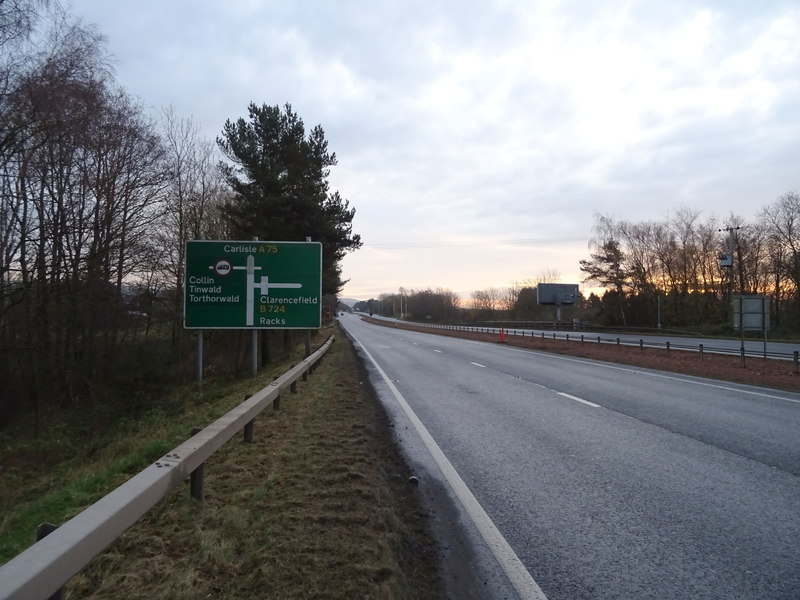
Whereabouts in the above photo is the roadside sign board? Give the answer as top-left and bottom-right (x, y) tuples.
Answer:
(732, 294), (769, 331)
(184, 240), (322, 329)
(537, 283), (580, 305)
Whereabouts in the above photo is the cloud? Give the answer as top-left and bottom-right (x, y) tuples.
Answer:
(69, 0), (800, 298)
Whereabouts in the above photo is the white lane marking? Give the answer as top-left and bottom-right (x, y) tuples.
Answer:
(471, 362), (487, 368)
(638, 371), (800, 404)
(374, 323), (799, 404)
(494, 344), (800, 405)
(349, 332), (548, 600)
(558, 392), (601, 408)
(433, 349), (442, 353)
(369, 320), (798, 404)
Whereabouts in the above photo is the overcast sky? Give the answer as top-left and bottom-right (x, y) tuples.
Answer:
(69, 0), (800, 300)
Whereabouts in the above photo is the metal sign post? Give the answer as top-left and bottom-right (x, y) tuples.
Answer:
(197, 331), (203, 387)
(251, 237), (259, 378)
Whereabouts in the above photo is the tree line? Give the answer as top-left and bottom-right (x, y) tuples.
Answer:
(579, 203), (799, 331)
(360, 271), (566, 323)
(362, 199), (799, 333)
(0, 3), (360, 434)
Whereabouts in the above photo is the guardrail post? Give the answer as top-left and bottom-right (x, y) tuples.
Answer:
(640, 339), (643, 352)
(699, 344), (704, 360)
(36, 523), (64, 600)
(191, 464), (204, 501)
(244, 420), (255, 443)
(794, 351), (799, 374)
(597, 336), (601, 345)
(666, 341), (670, 352)
(242, 395), (255, 443)
(274, 393), (281, 410)
(190, 427), (204, 501)
(616, 337), (620, 346)
(581, 334), (584, 344)
(740, 347), (746, 368)
(290, 380), (297, 393)
(566, 334), (570, 342)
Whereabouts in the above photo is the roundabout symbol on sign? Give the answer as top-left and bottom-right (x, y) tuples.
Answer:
(212, 258), (232, 277)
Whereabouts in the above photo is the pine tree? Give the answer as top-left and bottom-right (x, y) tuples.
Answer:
(217, 102), (361, 295)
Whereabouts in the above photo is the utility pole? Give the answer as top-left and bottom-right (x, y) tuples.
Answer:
(719, 225), (741, 333)
(719, 226), (740, 268)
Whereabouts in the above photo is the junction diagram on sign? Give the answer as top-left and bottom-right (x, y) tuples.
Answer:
(214, 254), (303, 326)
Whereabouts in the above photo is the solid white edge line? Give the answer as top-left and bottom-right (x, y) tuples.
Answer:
(349, 331), (548, 600)
(557, 392), (601, 408)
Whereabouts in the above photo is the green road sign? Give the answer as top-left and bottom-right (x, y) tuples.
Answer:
(184, 240), (322, 329)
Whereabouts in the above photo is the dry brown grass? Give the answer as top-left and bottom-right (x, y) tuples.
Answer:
(67, 326), (442, 599)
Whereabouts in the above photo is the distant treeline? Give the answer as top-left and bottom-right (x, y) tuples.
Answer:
(578, 207), (799, 330)
(363, 202), (800, 334)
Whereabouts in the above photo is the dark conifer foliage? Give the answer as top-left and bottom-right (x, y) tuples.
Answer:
(217, 103), (361, 295)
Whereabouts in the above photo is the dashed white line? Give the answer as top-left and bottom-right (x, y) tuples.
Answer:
(471, 362), (487, 368)
(433, 349), (442, 353)
(497, 344), (800, 405)
(558, 392), (601, 408)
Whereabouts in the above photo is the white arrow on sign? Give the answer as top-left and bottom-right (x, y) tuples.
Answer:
(210, 254), (302, 326)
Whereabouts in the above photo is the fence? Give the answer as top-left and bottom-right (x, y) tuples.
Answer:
(0, 335), (335, 600)
(409, 322), (800, 371)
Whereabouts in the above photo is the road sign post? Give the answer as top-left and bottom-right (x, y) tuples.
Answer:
(184, 240), (322, 329)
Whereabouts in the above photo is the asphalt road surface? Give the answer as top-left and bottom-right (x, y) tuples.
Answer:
(339, 313), (800, 600)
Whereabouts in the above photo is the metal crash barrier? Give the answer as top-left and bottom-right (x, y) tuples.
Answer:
(0, 335), (334, 600)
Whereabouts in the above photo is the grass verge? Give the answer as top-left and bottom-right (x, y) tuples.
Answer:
(2, 325), (443, 599)
(0, 334), (332, 565)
